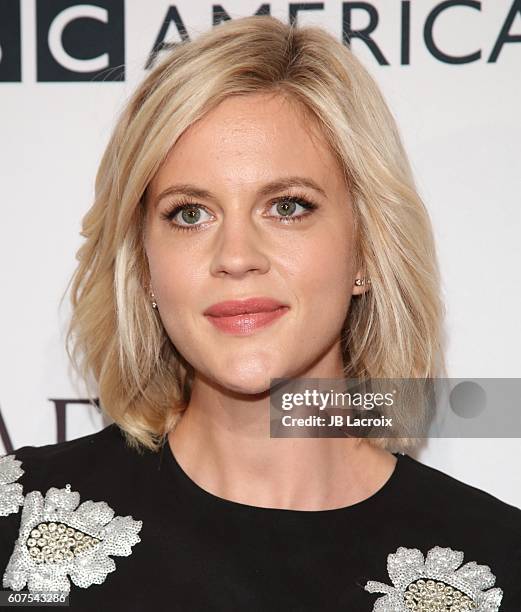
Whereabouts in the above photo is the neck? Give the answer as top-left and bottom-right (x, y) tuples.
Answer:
(167, 375), (397, 511)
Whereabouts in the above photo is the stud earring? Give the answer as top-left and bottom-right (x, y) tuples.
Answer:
(354, 277), (371, 287)
(149, 286), (157, 309)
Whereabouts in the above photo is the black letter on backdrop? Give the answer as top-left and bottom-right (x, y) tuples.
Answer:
(401, 1), (411, 65)
(36, 0), (125, 82)
(48, 398), (101, 443)
(489, 0), (521, 62)
(0, 398), (101, 452)
(342, 2), (389, 65)
(148, 4), (272, 69)
(0, 0), (21, 82)
(213, 4), (232, 24)
(289, 3), (324, 26)
(424, 1), (481, 64)
(0, 404), (14, 453)
(214, 4), (270, 26)
(146, 6), (189, 70)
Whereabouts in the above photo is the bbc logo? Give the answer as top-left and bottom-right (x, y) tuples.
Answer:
(0, 0), (125, 82)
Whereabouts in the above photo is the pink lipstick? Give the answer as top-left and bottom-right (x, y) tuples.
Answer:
(204, 297), (289, 335)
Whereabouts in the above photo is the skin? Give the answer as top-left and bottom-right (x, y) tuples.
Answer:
(144, 91), (396, 510)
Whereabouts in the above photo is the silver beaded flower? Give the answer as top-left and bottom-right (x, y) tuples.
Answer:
(365, 546), (503, 611)
(0, 454), (24, 517)
(2, 484), (142, 593)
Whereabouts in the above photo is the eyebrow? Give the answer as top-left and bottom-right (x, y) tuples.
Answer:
(152, 176), (328, 208)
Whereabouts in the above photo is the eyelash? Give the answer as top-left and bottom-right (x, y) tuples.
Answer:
(159, 194), (319, 233)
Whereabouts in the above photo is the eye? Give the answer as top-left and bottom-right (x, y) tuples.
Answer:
(159, 193), (320, 233)
(265, 195), (319, 223)
(159, 202), (213, 232)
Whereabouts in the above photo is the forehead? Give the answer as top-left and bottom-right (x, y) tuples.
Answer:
(148, 92), (345, 197)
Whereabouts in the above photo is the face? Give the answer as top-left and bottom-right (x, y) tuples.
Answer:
(144, 92), (365, 395)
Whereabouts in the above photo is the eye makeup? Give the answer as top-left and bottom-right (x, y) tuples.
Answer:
(159, 193), (320, 233)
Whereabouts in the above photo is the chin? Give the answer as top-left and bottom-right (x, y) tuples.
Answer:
(224, 381), (272, 397)
(211, 365), (278, 397)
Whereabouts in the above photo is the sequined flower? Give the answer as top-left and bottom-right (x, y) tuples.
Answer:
(2, 484), (142, 594)
(0, 454), (24, 517)
(365, 545), (503, 611)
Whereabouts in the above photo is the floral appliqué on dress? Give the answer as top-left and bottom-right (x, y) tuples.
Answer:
(0, 454), (24, 517)
(365, 545), (503, 611)
(2, 483), (143, 594)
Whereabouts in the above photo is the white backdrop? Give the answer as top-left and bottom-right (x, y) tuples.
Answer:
(1, 0), (520, 507)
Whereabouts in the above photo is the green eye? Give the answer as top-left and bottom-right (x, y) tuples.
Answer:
(275, 200), (297, 216)
(180, 207), (202, 224)
(268, 196), (318, 222)
(160, 194), (319, 233)
(160, 203), (212, 231)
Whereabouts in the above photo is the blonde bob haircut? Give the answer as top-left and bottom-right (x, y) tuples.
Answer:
(65, 15), (446, 455)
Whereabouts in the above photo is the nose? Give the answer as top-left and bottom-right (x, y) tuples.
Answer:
(209, 212), (270, 278)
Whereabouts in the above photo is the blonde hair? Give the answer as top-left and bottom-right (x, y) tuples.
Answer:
(64, 15), (446, 454)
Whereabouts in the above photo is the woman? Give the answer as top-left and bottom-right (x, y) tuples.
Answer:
(1, 15), (519, 612)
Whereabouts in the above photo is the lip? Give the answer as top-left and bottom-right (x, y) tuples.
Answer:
(204, 297), (287, 317)
(203, 297), (290, 335)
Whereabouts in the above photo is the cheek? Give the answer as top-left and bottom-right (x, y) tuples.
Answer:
(146, 244), (206, 357)
(149, 252), (204, 364)
(147, 236), (201, 302)
(286, 230), (353, 313)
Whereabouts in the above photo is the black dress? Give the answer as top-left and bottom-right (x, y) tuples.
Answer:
(0, 423), (520, 611)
